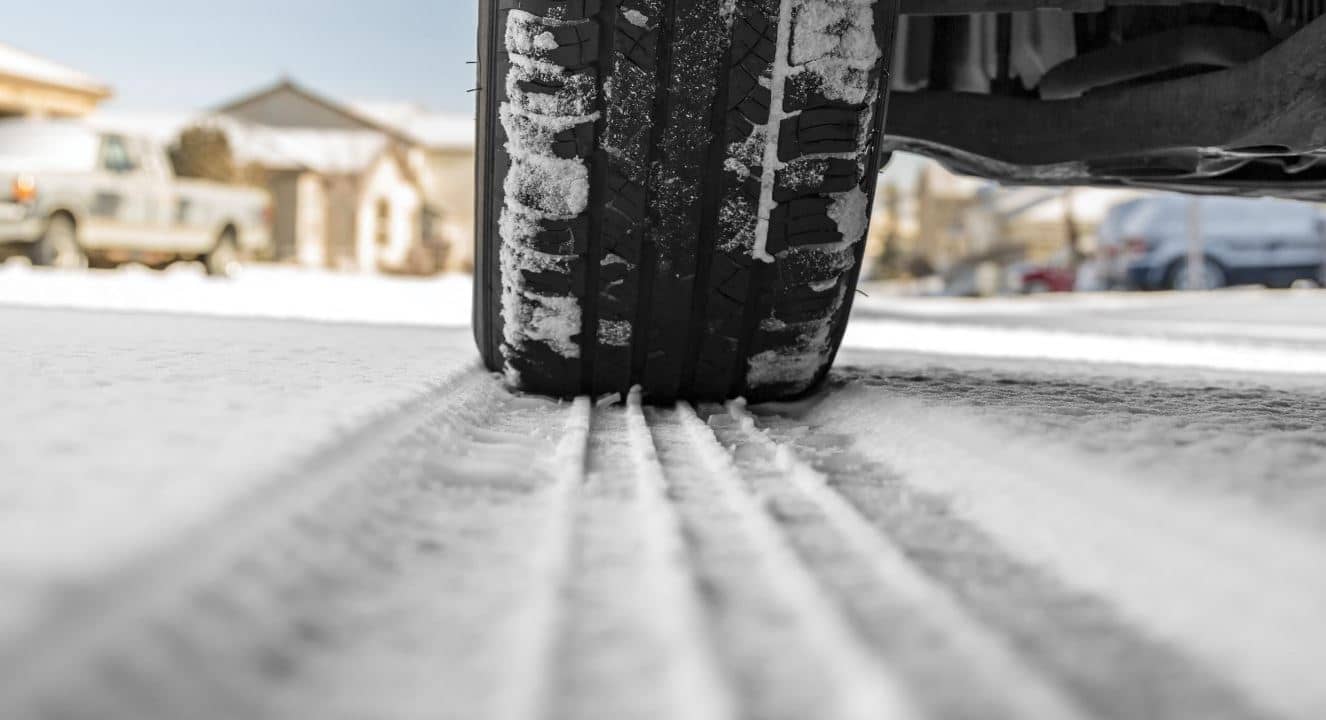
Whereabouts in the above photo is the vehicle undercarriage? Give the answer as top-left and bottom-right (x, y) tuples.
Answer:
(887, 0), (1326, 200)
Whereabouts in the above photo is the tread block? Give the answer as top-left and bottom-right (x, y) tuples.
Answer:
(775, 157), (860, 200)
(778, 106), (864, 162)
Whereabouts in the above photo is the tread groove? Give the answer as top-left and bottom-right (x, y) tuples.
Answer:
(582, 0), (617, 395)
(631, 0), (678, 392)
(683, 2), (737, 396)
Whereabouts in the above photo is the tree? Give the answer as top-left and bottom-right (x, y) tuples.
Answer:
(170, 126), (236, 183)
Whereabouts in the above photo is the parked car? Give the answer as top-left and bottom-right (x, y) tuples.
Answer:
(1016, 263), (1077, 294)
(1098, 195), (1325, 291)
(0, 120), (270, 275)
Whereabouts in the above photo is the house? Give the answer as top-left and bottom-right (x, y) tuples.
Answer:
(213, 80), (467, 274)
(349, 102), (476, 271)
(0, 42), (111, 118)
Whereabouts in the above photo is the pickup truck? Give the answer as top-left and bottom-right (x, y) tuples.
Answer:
(0, 119), (270, 275)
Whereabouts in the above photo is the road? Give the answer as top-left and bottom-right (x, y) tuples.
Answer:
(2, 272), (1326, 720)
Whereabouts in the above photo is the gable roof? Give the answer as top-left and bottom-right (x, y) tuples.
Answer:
(0, 42), (110, 97)
(214, 79), (417, 146)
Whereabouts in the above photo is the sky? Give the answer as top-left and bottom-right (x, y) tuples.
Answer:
(3, 0), (478, 114)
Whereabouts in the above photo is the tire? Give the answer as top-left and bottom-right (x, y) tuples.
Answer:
(29, 214), (87, 270)
(475, 0), (899, 402)
(1166, 256), (1228, 291)
(204, 230), (240, 278)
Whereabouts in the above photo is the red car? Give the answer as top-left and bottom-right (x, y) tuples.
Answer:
(1019, 265), (1077, 294)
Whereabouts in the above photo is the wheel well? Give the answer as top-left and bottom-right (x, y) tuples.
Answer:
(48, 209), (77, 231)
(216, 223), (238, 247)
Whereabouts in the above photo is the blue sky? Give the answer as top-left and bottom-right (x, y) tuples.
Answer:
(4, 1), (478, 113)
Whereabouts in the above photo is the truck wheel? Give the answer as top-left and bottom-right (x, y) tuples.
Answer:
(475, 0), (898, 402)
(204, 231), (240, 278)
(30, 215), (87, 270)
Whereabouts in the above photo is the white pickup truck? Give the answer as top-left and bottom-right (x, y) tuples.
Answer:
(0, 119), (270, 275)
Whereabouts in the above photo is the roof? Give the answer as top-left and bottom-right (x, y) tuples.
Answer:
(213, 79), (474, 151)
(350, 102), (474, 151)
(0, 42), (110, 96)
(226, 125), (390, 174)
(214, 79), (418, 146)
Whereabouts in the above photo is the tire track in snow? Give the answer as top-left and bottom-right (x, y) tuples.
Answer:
(621, 390), (738, 720)
(670, 403), (916, 720)
(496, 395), (590, 720)
(545, 393), (734, 720)
(720, 402), (1092, 720)
(761, 411), (1275, 720)
(805, 392), (1326, 720)
(0, 372), (591, 720)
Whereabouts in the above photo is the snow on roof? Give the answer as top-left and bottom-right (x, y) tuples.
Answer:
(351, 101), (474, 150)
(226, 125), (390, 174)
(0, 42), (109, 95)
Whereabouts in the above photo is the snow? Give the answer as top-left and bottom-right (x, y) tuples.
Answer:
(0, 262), (473, 328)
(0, 303), (478, 651)
(802, 391), (1326, 720)
(679, 403), (916, 720)
(844, 318), (1326, 375)
(350, 103), (476, 151)
(845, 289), (1326, 378)
(4, 265), (1326, 718)
(225, 125), (390, 174)
(750, 0), (798, 264)
(730, 401), (1088, 720)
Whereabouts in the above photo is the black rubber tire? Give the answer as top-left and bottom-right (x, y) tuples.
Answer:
(204, 231), (240, 278)
(29, 214), (87, 270)
(475, 0), (898, 402)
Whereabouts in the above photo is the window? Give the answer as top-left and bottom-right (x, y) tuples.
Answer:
(100, 135), (138, 174)
(376, 199), (391, 248)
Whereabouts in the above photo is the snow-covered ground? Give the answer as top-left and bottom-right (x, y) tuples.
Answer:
(0, 261), (474, 327)
(2, 264), (1326, 720)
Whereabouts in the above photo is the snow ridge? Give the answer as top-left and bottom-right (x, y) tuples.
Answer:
(676, 403), (916, 720)
(726, 403), (1093, 720)
(750, 0), (799, 263)
(621, 390), (738, 720)
(813, 393), (1326, 720)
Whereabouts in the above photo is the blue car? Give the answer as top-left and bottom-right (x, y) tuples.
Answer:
(1100, 196), (1326, 291)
